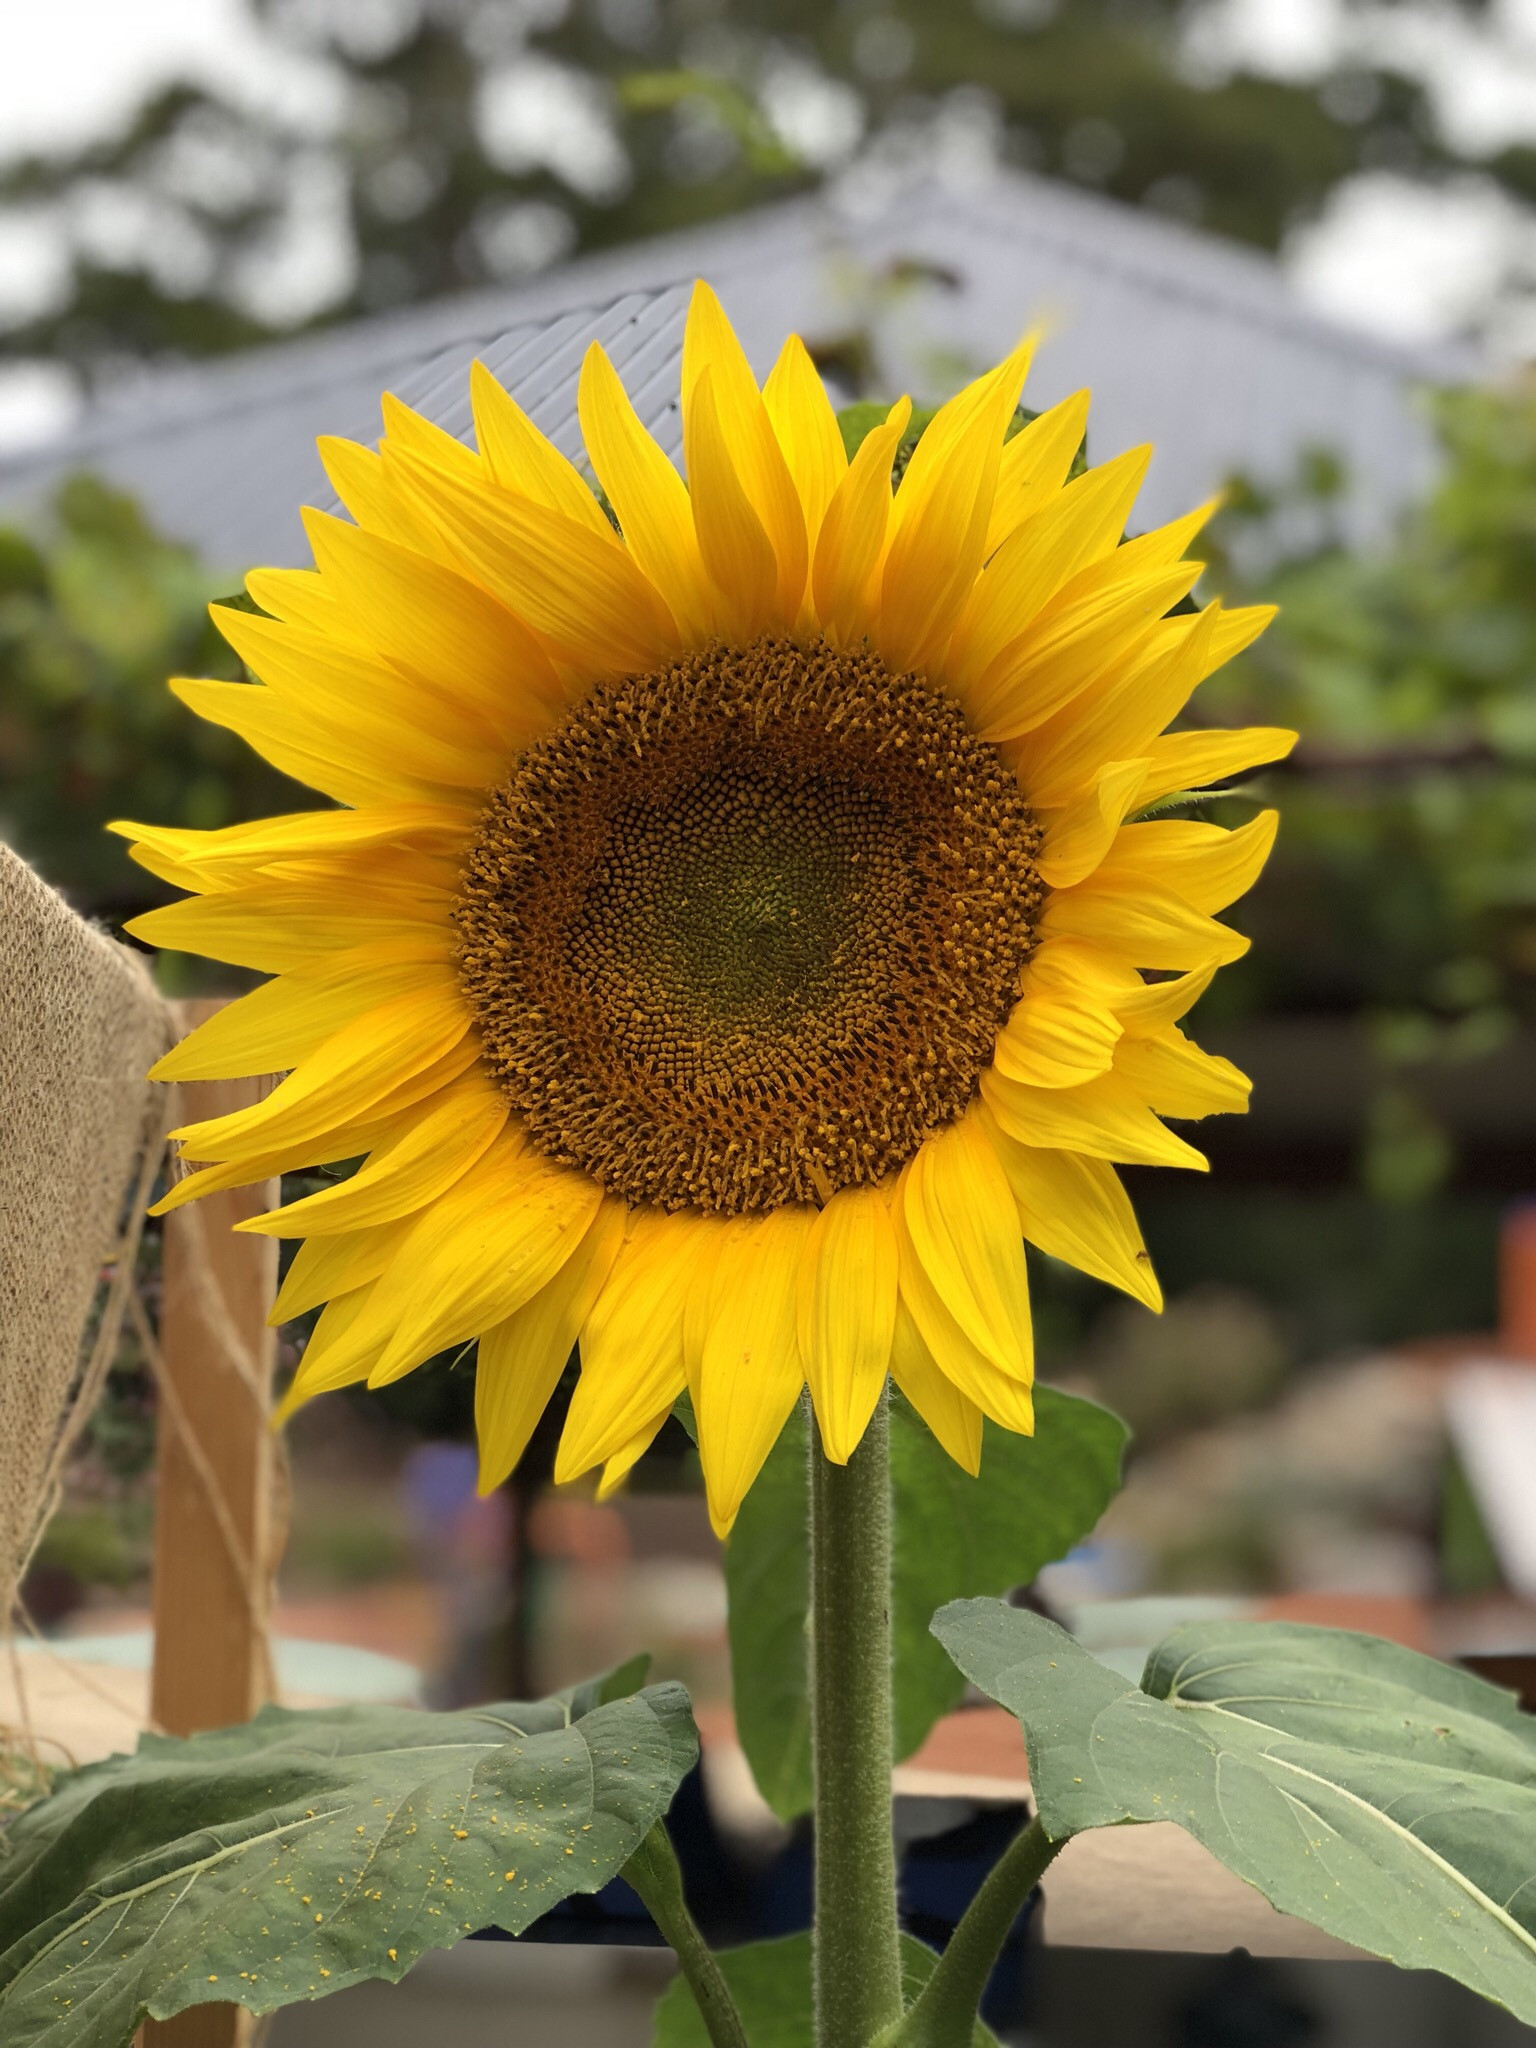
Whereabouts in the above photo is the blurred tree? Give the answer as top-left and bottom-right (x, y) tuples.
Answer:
(0, 476), (304, 918)
(0, 0), (1514, 393)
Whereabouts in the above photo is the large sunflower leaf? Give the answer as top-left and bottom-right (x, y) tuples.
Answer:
(726, 1388), (1127, 1820)
(0, 1671), (696, 2048)
(932, 1601), (1536, 2025)
(651, 1929), (1000, 2047)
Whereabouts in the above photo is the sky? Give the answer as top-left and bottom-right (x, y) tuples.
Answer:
(0, 0), (340, 156)
(5, 0), (1536, 454)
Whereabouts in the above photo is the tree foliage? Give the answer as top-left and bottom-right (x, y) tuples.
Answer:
(0, 477), (301, 919)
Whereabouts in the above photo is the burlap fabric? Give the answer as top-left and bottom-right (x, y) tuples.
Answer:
(0, 844), (174, 1621)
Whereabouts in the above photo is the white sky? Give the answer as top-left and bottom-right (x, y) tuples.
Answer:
(0, 0), (340, 158)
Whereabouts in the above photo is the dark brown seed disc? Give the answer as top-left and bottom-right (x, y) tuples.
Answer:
(453, 636), (1043, 1213)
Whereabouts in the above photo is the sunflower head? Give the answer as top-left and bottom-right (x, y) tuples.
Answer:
(116, 282), (1290, 1537)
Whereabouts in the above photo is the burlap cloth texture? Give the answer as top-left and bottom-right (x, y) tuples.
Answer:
(0, 844), (174, 1621)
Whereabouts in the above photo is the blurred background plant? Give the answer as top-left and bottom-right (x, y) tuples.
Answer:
(0, 475), (301, 930)
(1205, 379), (1536, 1202)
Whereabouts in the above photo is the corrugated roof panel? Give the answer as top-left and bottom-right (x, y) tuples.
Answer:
(0, 286), (689, 571)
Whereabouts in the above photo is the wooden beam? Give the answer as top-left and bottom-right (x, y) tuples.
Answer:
(143, 1001), (279, 2048)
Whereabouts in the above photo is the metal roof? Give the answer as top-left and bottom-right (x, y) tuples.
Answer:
(0, 170), (1472, 572)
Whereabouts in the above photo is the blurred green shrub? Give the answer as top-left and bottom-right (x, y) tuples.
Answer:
(0, 475), (304, 921)
(30, 1501), (151, 1591)
(281, 1504), (416, 1590)
(1203, 381), (1536, 1199)
(1211, 381), (1536, 1026)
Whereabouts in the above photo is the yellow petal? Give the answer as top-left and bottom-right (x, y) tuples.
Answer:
(367, 1139), (603, 1385)
(150, 1087), (449, 1219)
(245, 567), (347, 640)
(1112, 496), (1222, 577)
(150, 1152), (293, 1219)
(579, 340), (717, 642)
(968, 562), (1200, 743)
(165, 676), (433, 811)
(170, 983), (471, 1162)
(1136, 726), (1297, 809)
(1038, 873), (1251, 972)
(380, 390), (484, 481)
(982, 389), (1090, 557)
(318, 434), (453, 561)
(276, 1285), (390, 1420)
(682, 281), (808, 622)
(991, 983), (1123, 1089)
(110, 804), (470, 893)
(212, 607), (509, 789)
(469, 357), (613, 538)
(762, 333), (847, 563)
(358, 1034), (485, 1122)
(947, 445), (1152, 697)
(889, 1299), (983, 1475)
(1092, 810), (1279, 915)
(902, 1112), (1031, 1378)
(1022, 933), (1143, 998)
(980, 1065), (1208, 1172)
(126, 875), (452, 975)
(597, 1407), (674, 1501)
(892, 1181), (1035, 1433)
(270, 1218), (413, 1325)
(1012, 602), (1275, 809)
(301, 509), (564, 740)
(980, 1109), (1162, 1311)
(238, 1070), (510, 1237)
(797, 1183), (898, 1466)
(879, 337), (1035, 672)
(812, 397), (911, 648)
(684, 365), (779, 640)
(149, 938), (455, 1082)
(1113, 1029), (1251, 1120)
(1035, 758), (1153, 890)
(475, 1196), (627, 1495)
(1111, 963), (1217, 1038)
(690, 1206), (812, 1535)
(387, 445), (680, 678)
(556, 1209), (698, 1481)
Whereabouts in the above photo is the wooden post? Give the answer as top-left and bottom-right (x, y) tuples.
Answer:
(143, 1001), (280, 2048)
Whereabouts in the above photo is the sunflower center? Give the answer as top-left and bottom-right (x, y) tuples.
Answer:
(453, 636), (1042, 1213)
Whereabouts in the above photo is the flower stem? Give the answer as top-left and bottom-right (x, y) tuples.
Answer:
(622, 1821), (751, 2048)
(882, 1814), (1061, 2048)
(810, 1385), (904, 2048)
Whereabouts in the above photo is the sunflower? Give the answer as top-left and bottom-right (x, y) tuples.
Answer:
(116, 283), (1290, 1536)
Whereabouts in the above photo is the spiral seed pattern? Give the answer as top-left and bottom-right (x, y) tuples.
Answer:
(454, 636), (1042, 1212)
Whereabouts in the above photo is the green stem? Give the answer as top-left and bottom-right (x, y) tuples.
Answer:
(623, 1821), (751, 2048)
(883, 1815), (1061, 2048)
(810, 1385), (904, 2048)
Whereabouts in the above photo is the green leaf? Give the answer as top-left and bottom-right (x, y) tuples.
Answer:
(0, 1676), (697, 2047)
(835, 401), (1054, 470)
(933, 1601), (1536, 2025)
(888, 1390), (1126, 1764)
(652, 1930), (999, 2047)
(726, 1389), (1126, 1819)
(726, 1398), (814, 1819)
